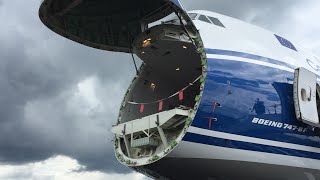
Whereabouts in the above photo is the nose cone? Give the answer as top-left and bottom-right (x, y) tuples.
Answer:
(39, 0), (187, 53)
(39, 0), (208, 172)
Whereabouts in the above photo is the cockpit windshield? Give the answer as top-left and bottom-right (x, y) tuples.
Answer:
(188, 13), (198, 20)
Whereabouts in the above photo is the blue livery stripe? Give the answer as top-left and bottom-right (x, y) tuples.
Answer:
(205, 48), (320, 80)
(205, 48), (296, 69)
(183, 132), (320, 160)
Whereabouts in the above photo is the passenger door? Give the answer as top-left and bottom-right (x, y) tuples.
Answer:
(294, 67), (320, 127)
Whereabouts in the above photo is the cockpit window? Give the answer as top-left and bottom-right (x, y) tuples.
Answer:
(198, 15), (211, 24)
(208, 16), (225, 28)
(188, 13), (198, 20)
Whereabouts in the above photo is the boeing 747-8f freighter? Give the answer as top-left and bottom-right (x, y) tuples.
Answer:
(39, 0), (320, 179)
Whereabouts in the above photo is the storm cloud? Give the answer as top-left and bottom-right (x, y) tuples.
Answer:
(0, 0), (319, 179)
(0, 0), (134, 173)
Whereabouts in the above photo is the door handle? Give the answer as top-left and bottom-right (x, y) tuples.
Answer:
(308, 86), (312, 101)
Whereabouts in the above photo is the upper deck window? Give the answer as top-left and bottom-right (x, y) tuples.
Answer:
(198, 15), (211, 24)
(275, 34), (297, 52)
(208, 16), (225, 28)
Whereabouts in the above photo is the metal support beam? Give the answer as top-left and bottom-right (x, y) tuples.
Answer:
(123, 136), (131, 158)
(156, 115), (168, 148)
(131, 122), (133, 147)
(142, 130), (149, 137)
(157, 126), (168, 148)
(172, 117), (187, 128)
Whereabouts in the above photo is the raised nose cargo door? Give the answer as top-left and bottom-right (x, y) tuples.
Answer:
(39, 0), (207, 167)
(38, 0), (197, 53)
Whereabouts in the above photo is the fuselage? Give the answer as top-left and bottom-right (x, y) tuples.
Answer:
(136, 10), (320, 180)
(38, 1), (320, 179)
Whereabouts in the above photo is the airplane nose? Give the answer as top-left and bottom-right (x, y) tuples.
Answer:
(39, 0), (207, 168)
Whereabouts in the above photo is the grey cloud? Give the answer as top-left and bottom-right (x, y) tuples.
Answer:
(0, 29), (134, 172)
(2, 171), (33, 180)
(0, 0), (135, 173)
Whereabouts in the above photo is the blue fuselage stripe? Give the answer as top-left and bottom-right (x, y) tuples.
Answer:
(205, 48), (296, 69)
(183, 132), (320, 160)
(190, 50), (320, 161)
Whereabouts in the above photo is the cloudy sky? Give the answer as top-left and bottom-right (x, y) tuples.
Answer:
(0, 0), (320, 179)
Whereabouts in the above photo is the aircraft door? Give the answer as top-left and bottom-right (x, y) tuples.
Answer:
(294, 67), (320, 128)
